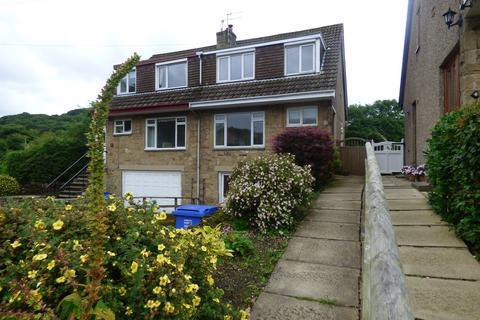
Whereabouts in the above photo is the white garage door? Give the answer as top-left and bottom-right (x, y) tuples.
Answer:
(122, 170), (181, 212)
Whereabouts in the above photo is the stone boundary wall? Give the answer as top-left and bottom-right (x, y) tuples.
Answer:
(362, 142), (414, 320)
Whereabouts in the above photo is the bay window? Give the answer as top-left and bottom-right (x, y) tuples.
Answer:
(145, 117), (186, 150)
(214, 112), (264, 148)
(156, 60), (187, 90)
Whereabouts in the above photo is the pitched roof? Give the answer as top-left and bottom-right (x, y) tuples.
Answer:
(110, 24), (344, 111)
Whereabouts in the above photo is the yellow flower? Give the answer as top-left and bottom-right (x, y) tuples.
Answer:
(125, 192), (133, 200)
(168, 232), (175, 239)
(240, 309), (250, 320)
(177, 263), (184, 272)
(125, 306), (133, 316)
(140, 248), (150, 257)
(201, 246), (207, 252)
(192, 296), (201, 307)
(107, 251), (116, 257)
(47, 260), (55, 270)
(207, 275), (214, 286)
(56, 276), (66, 283)
(73, 240), (82, 250)
(213, 298), (220, 303)
(184, 274), (192, 281)
(108, 195), (115, 200)
(156, 254), (171, 266)
(210, 256), (217, 265)
(80, 255), (89, 263)
(118, 287), (126, 296)
(155, 211), (167, 221)
(159, 274), (170, 286)
(146, 299), (161, 309)
(160, 229), (166, 235)
(11, 240), (21, 248)
(185, 284), (199, 293)
(27, 270), (38, 279)
(52, 220), (64, 230)
(130, 261), (138, 274)
(138, 208), (146, 214)
(183, 303), (192, 309)
(34, 220), (45, 230)
(164, 302), (175, 314)
(224, 315), (233, 320)
(157, 244), (165, 251)
(33, 253), (47, 261)
(46, 196), (55, 201)
(65, 269), (76, 278)
(127, 207), (134, 213)
(30, 289), (42, 302)
(152, 286), (162, 294)
(64, 204), (72, 211)
(107, 204), (116, 212)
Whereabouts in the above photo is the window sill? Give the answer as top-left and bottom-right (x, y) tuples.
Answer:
(286, 123), (318, 128)
(284, 70), (316, 76)
(216, 77), (255, 84)
(116, 92), (136, 96)
(113, 132), (132, 136)
(213, 146), (265, 151)
(155, 86), (188, 91)
(144, 148), (186, 151)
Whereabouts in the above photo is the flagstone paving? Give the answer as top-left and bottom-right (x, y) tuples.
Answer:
(383, 176), (480, 320)
(251, 176), (362, 319)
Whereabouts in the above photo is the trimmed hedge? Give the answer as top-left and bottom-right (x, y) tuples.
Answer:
(272, 127), (335, 188)
(0, 175), (20, 196)
(425, 103), (480, 251)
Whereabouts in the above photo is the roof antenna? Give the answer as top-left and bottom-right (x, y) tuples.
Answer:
(220, 19), (225, 31)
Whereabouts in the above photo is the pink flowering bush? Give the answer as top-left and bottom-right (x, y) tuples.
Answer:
(0, 195), (248, 319)
(225, 154), (314, 231)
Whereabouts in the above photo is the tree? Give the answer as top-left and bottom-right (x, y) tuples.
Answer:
(346, 99), (404, 142)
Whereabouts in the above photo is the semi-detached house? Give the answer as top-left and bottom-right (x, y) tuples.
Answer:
(106, 24), (348, 206)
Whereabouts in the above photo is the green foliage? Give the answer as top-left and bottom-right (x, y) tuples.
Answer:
(225, 153), (314, 232)
(346, 99), (404, 142)
(425, 103), (480, 251)
(224, 231), (254, 257)
(0, 175), (20, 196)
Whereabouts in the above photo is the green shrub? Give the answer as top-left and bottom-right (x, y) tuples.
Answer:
(0, 195), (247, 319)
(225, 153), (314, 232)
(425, 103), (480, 250)
(0, 175), (20, 196)
(224, 231), (254, 257)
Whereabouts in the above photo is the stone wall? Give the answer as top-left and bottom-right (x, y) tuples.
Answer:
(106, 100), (334, 204)
(363, 142), (413, 319)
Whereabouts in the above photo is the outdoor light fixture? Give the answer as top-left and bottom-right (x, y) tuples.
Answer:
(471, 90), (479, 99)
(461, 0), (473, 10)
(443, 8), (462, 29)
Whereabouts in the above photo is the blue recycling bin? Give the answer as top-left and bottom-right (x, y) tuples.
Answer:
(173, 205), (219, 229)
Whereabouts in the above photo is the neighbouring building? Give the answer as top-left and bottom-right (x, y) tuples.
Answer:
(400, 0), (480, 165)
(106, 24), (347, 206)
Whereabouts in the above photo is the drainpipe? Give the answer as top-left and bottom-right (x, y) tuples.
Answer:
(196, 116), (201, 201)
(196, 51), (203, 85)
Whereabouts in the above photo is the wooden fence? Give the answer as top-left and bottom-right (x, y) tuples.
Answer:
(338, 137), (367, 176)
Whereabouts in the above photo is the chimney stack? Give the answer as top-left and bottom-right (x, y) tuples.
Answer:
(216, 24), (237, 49)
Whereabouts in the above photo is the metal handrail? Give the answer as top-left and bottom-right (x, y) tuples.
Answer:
(59, 164), (89, 191)
(46, 153), (87, 189)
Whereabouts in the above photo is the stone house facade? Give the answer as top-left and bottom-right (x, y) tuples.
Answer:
(106, 24), (347, 206)
(400, 0), (480, 165)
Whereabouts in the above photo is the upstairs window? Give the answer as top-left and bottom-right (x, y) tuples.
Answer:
(285, 43), (315, 75)
(156, 60), (187, 90)
(145, 117), (186, 150)
(287, 107), (317, 127)
(114, 119), (132, 135)
(214, 112), (264, 148)
(117, 70), (136, 94)
(217, 52), (254, 82)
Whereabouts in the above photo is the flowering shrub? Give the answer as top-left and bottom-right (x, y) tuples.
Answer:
(272, 127), (335, 188)
(401, 164), (426, 176)
(225, 154), (314, 231)
(0, 174), (20, 196)
(0, 195), (247, 319)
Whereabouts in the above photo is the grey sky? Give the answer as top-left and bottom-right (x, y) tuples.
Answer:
(0, 0), (408, 117)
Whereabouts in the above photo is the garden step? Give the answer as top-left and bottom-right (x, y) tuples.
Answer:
(395, 226), (467, 248)
(388, 199), (431, 211)
(390, 210), (445, 226)
(312, 200), (361, 211)
(264, 260), (359, 307)
(307, 209), (360, 224)
(251, 292), (358, 320)
(295, 221), (359, 241)
(283, 237), (360, 269)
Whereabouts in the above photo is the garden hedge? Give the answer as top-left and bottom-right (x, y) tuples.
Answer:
(272, 127), (335, 188)
(425, 103), (480, 251)
(0, 175), (20, 196)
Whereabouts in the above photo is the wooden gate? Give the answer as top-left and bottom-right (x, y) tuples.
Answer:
(338, 137), (367, 176)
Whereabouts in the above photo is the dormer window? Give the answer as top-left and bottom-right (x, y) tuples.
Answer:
(117, 69), (136, 95)
(156, 59), (188, 90)
(217, 51), (255, 82)
(285, 43), (315, 75)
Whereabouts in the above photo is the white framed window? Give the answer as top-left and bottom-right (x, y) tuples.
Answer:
(218, 172), (231, 203)
(155, 59), (188, 90)
(145, 116), (186, 150)
(114, 119), (132, 135)
(285, 43), (315, 75)
(117, 69), (136, 94)
(287, 107), (318, 127)
(214, 112), (264, 148)
(217, 51), (255, 82)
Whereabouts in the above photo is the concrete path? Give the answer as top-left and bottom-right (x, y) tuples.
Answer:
(383, 176), (480, 320)
(251, 176), (363, 320)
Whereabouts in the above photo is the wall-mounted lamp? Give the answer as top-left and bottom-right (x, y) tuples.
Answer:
(461, 0), (473, 10)
(443, 8), (462, 29)
(471, 90), (479, 99)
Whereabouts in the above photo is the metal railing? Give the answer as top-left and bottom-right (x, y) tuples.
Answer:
(45, 153), (88, 195)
